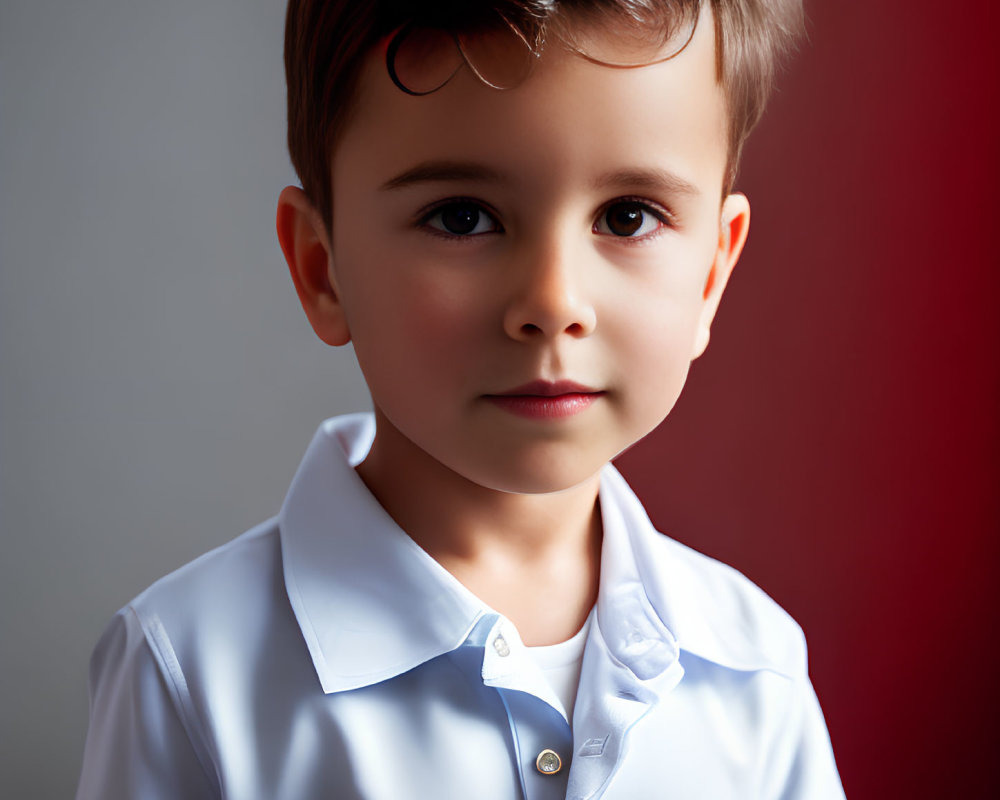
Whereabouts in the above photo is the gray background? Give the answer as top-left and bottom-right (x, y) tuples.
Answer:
(1, 2), (369, 795)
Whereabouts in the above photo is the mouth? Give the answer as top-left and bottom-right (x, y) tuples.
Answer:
(484, 380), (605, 419)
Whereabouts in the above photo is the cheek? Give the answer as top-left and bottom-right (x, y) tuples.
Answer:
(602, 287), (704, 410)
(341, 265), (490, 389)
(602, 261), (706, 352)
(621, 328), (696, 436)
(625, 312), (699, 385)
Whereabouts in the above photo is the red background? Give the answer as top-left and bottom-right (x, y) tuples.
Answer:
(615, 2), (1000, 797)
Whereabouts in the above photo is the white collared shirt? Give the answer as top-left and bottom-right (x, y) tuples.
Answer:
(76, 414), (845, 799)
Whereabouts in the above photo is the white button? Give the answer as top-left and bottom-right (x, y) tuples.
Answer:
(536, 749), (562, 775)
(492, 633), (510, 657)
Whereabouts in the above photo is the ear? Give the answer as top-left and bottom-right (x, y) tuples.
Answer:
(692, 192), (751, 358)
(276, 186), (351, 346)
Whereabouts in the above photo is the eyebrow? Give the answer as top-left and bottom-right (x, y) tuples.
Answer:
(592, 167), (700, 198)
(380, 161), (505, 191)
(379, 160), (701, 198)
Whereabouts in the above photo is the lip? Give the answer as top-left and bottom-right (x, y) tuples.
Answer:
(484, 380), (605, 419)
(494, 380), (601, 397)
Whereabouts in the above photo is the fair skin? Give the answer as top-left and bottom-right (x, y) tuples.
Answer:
(276, 10), (749, 645)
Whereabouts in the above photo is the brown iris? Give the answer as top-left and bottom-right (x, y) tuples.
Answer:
(605, 202), (645, 236)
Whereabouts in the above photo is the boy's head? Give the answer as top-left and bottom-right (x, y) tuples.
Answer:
(284, 0), (804, 231)
(277, 0), (803, 495)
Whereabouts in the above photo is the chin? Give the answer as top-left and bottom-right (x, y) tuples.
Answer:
(464, 455), (607, 497)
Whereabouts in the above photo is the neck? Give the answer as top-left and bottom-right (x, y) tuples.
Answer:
(355, 410), (603, 645)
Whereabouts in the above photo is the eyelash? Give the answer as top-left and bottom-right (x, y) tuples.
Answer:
(594, 196), (674, 242)
(415, 196), (675, 241)
(417, 198), (504, 240)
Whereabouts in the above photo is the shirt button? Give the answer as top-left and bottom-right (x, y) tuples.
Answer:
(535, 749), (563, 775)
(492, 633), (511, 657)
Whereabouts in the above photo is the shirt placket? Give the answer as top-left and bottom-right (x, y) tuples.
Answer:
(481, 619), (575, 800)
(566, 599), (685, 800)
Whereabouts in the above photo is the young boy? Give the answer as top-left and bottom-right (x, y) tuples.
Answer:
(76, 1), (845, 797)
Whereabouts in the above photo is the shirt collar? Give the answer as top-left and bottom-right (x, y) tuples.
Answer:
(279, 414), (797, 695)
(599, 466), (801, 679)
(279, 413), (488, 694)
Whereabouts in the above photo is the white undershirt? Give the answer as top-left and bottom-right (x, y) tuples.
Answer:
(524, 609), (593, 723)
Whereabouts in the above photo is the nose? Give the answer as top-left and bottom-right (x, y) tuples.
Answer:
(502, 239), (597, 342)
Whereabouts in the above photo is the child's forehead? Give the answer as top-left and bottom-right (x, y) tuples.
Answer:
(336, 10), (727, 195)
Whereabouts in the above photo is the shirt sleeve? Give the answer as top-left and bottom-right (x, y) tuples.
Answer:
(75, 607), (218, 800)
(759, 661), (847, 800)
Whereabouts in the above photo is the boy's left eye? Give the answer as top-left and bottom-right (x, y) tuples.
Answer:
(594, 201), (668, 238)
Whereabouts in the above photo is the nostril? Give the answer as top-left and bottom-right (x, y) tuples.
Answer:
(520, 322), (542, 335)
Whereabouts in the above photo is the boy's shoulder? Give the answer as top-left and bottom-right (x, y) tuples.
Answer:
(602, 467), (808, 680)
(127, 518), (286, 640)
(124, 414), (373, 635)
(656, 532), (806, 676)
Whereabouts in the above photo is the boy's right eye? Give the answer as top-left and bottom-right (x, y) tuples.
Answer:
(421, 201), (501, 237)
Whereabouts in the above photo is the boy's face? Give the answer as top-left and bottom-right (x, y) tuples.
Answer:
(283, 11), (749, 496)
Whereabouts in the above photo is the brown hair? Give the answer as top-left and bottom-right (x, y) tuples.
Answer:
(285, 0), (804, 228)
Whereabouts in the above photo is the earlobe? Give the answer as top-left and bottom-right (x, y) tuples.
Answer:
(275, 186), (351, 346)
(692, 192), (751, 358)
